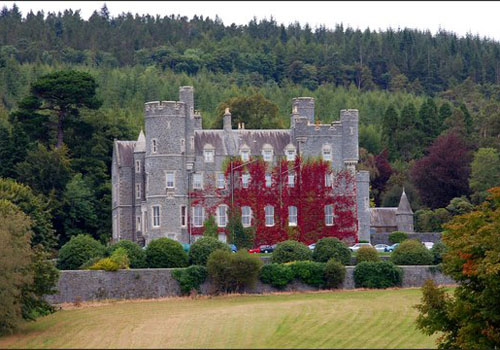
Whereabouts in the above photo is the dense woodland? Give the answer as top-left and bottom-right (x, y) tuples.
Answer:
(1, 4), (500, 248)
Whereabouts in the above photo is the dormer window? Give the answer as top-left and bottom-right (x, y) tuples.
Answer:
(240, 145), (250, 162)
(286, 146), (296, 162)
(204, 145), (215, 163)
(322, 144), (332, 162)
(262, 144), (273, 162)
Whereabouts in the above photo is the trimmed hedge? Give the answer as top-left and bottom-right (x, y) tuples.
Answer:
(354, 261), (403, 288)
(172, 265), (208, 295)
(271, 240), (311, 263)
(356, 246), (380, 263)
(391, 239), (433, 265)
(57, 234), (106, 270)
(431, 241), (447, 265)
(388, 231), (408, 244)
(107, 240), (146, 268)
(290, 261), (325, 287)
(312, 237), (351, 265)
(145, 238), (188, 268)
(189, 237), (231, 266)
(259, 263), (295, 289)
(324, 259), (346, 288)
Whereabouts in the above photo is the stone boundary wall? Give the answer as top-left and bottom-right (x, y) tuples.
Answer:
(371, 232), (442, 245)
(45, 266), (455, 304)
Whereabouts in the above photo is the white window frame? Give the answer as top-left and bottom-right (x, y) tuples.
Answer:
(241, 206), (252, 227)
(265, 173), (272, 188)
(265, 205), (275, 226)
(286, 146), (296, 162)
(136, 183), (141, 199)
(325, 172), (333, 188)
(180, 205), (187, 227)
(262, 147), (273, 162)
(152, 205), (161, 228)
(322, 144), (332, 162)
(288, 206), (297, 226)
(288, 173), (295, 187)
(241, 173), (250, 188)
(193, 205), (204, 227)
(240, 148), (250, 162)
(152, 139), (158, 154)
(166, 171), (175, 189)
(204, 147), (215, 163)
(136, 215), (141, 232)
(135, 160), (141, 173)
(325, 204), (334, 226)
(217, 205), (228, 227)
(193, 173), (203, 189)
(216, 172), (226, 189)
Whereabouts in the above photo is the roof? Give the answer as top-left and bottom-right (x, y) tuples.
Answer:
(114, 141), (136, 167)
(396, 189), (413, 214)
(370, 208), (397, 227)
(134, 130), (146, 153)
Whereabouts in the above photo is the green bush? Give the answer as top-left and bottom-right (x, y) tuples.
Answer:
(89, 257), (120, 271)
(312, 237), (351, 265)
(324, 259), (346, 289)
(354, 261), (403, 288)
(189, 237), (230, 266)
(388, 231), (408, 244)
(145, 238), (188, 268)
(107, 240), (146, 268)
(57, 234), (106, 270)
(79, 256), (101, 269)
(430, 241), (447, 265)
(207, 250), (263, 293)
(290, 261), (325, 287)
(172, 265), (208, 295)
(259, 263), (295, 289)
(356, 246), (380, 263)
(271, 240), (311, 263)
(391, 239), (434, 265)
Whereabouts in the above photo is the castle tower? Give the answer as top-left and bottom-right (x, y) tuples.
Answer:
(356, 170), (371, 242)
(292, 97), (315, 124)
(396, 188), (414, 232)
(133, 130), (146, 244)
(341, 109), (359, 174)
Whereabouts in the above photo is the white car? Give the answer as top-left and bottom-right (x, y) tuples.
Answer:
(373, 244), (389, 252)
(308, 243), (316, 251)
(423, 242), (434, 250)
(349, 243), (373, 252)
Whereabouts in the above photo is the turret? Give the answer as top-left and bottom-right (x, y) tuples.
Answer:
(292, 97), (315, 124)
(179, 86), (194, 117)
(341, 109), (359, 173)
(396, 188), (414, 232)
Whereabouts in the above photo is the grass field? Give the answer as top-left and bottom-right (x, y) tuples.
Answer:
(0, 288), (439, 349)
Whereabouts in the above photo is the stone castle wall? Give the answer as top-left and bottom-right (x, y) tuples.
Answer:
(371, 232), (442, 245)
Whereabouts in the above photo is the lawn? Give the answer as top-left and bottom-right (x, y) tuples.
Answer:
(0, 288), (439, 349)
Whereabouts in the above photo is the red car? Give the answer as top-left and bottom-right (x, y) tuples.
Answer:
(248, 248), (260, 253)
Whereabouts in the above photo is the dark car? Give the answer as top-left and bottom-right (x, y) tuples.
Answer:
(259, 245), (275, 253)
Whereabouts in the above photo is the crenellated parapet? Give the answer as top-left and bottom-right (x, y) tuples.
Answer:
(144, 101), (187, 117)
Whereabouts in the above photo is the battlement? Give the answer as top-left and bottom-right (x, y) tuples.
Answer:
(340, 109), (359, 120)
(144, 101), (187, 116)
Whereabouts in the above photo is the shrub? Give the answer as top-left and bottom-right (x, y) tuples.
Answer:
(391, 239), (434, 265)
(107, 240), (146, 268)
(290, 261), (325, 287)
(145, 238), (188, 268)
(354, 261), (403, 288)
(207, 250), (263, 293)
(430, 241), (447, 265)
(259, 263), (294, 289)
(80, 256), (101, 269)
(312, 237), (351, 265)
(172, 265), (208, 295)
(189, 237), (230, 266)
(324, 259), (346, 289)
(89, 257), (120, 271)
(57, 234), (106, 270)
(203, 215), (218, 238)
(388, 231), (408, 244)
(356, 246), (380, 263)
(271, 240), (311, 263)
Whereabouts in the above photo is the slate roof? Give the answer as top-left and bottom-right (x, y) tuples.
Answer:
(114, 141), (136, 167)
(370, 207), (397, 227)
(396, 189), (413, 214)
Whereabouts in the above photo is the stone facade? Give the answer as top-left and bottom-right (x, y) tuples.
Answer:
(370, 189), (414, 234)
(112, 86), (371, 245)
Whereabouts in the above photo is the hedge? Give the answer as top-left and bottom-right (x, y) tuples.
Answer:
(57, 234), (106, 270)
(188, 237), (230, 266)
(145, 238), (188, 268)
(391, 239), (433, 265)
(312, 237), (351, 265)
(353, 261), (403, 288)
(271, 240), (311, 263)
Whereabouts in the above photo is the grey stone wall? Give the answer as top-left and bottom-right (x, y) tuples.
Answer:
(46, 266), (455, 304)
(371, 232), (442, 245)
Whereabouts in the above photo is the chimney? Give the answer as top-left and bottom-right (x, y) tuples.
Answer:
(224, 108), (232, 131)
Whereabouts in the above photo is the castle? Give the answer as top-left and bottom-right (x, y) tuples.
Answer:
(112, 86), (375, 246)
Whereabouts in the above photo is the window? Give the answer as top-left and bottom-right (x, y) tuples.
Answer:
(166, 172), (175, 188)
(135, 160), (141, 173)
(288, 173), (295, 187)
(288, 206), (297, 226)
(286, 147), (296, 161)
(265, 173), (272, 188)
(242, 173), (250, 188)
(217, 205), (228, 227)
(152, 139), (158, 154)
(136, 216), (141, 232)
(193, 173), (203, 189)
(262, 147), (273, 162)
(322, 144), (332, 161)
(180, 206), (187, 227)
(136, 184), (141, 199)
(204, 148), (214, 163)
(265, 205), (275, 226)
(325, 205), (334, 226)
(180, 139), (185, 153)
(240, 149), (250, 162)
(325, 172), (332, 187)
(190, 136), (195, 151)
(152, 205), (160, 227)
(241, 206), (252, 227)
(193, 205), (204, 227)
(217, 173), (225, 189)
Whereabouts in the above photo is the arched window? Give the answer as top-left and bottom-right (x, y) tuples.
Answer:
(285, 144), (297, 161)
(265, 205), (275, 226)
(262, 144), (274, 162)
(240, 144), (250, 162)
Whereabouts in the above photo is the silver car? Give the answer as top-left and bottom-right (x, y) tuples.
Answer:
(349, 243), (373, 252)
(373, 244), (389, 252)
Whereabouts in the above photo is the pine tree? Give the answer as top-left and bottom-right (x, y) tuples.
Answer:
(381, 104), (399, 160)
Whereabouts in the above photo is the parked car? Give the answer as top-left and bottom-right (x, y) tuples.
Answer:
(349, 243), (373, 252)
(229, 244), (237, 253)
(385, 243), (400, 252)
(373, 244), (389, 252)
(308, 243), (316, 251)
(182, 243), (190, 252)
(422, 242), (434, 250)
(259, 245), (275, 253)
(248, 247), (260, 253)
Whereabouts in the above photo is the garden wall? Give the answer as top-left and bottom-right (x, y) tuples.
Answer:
(370, 232), (442, 245)
(45, 266), (455, 304)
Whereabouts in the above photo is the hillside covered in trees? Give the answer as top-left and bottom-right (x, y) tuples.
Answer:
(1, 4), (499, 247)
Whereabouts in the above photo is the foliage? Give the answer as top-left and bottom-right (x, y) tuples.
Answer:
(145, 238), (188, 268)
(172, 265), (208, 295)
(356, 246), (380, 263)
(312, 237), (351, 265)
(388, 231), (408, 244)
(271, 240), (312, 264)
(259, 263), (295, 289)
(414, 208), (451, 232)
(290, 261), (326, 287)
(430, 241), (447, 265)
(469, 148), (500, 203)
(227, 209), (253, 249)
(107, 240), (147, 268)
(0, 199), (33, 335)
(206, 250), (263, 293)
(89, 247), (130, 271)
(57, 234), (106, 270)
(416, 187), (500, 349)
(324, 259), (346, 288)
(391, 239), (434, 265)
(202, 215), (218, 238)
(89, 257), (120, 271)
(353, 261), (403, 289)
(188, 237), (230, 266)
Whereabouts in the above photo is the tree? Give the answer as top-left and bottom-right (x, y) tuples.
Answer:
(469, 148), (500, 203)
(202, 215), (218, 238)
(415, 187), (500, 349)
(411, 132), (471, 208)
(396, 102), (421, 161)
(381, 104), (399, 160)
